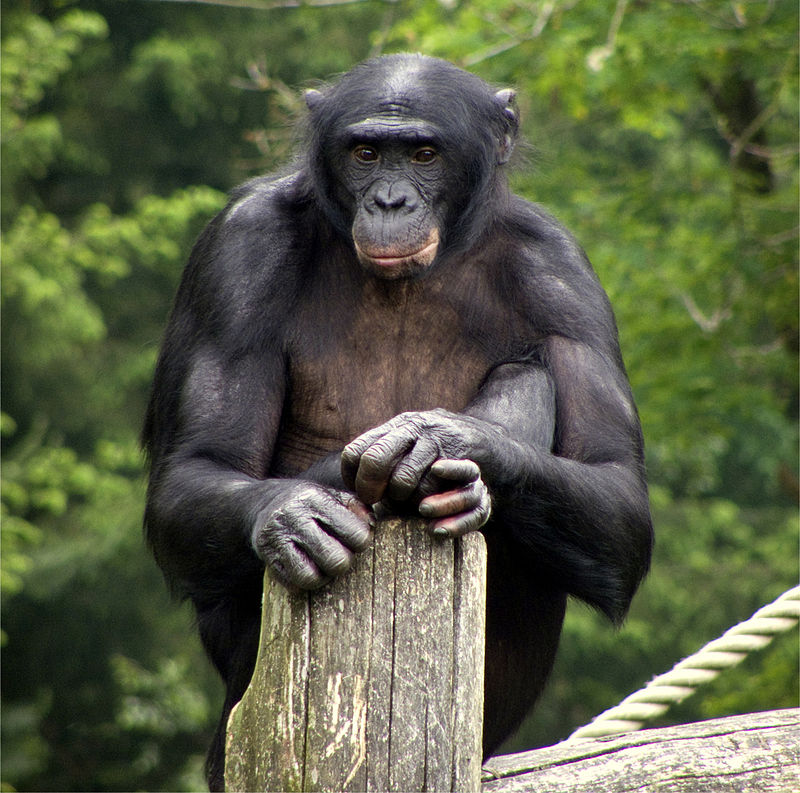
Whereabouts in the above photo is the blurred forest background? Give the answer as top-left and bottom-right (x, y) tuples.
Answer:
(1, 0), (797, 790)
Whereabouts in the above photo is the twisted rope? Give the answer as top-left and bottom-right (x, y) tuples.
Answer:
(567, 585), (800, 740)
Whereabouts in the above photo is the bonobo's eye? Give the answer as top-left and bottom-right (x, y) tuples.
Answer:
(412, 147), (438, 165)
(353, 145), (379, 164)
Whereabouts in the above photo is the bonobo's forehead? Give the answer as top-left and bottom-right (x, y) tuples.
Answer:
(344, 117), (443, 145)
(332, 54), (491, 128)
(374, 54), (430, 99)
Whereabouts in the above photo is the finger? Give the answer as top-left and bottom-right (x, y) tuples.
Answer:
(417, 458), (480, 500)
(429, 485), (491, 538)
(341, 419), (403, 489)
(273, 538), (329, 590)
(324, 492), (375, 551)
(353, 432), (416, 505)
(341, 437), (376, 491)
(430, 500), (491, 538)
(418, 480), (484, 518)
(295, 522), (355, 578)
(429, 458), (481, 484)
(387, 436), (440, 502)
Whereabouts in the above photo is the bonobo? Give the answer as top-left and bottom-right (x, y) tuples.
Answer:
(143, 53), (653, 791)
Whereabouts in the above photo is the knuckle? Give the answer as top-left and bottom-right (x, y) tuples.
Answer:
(329, 495), (374, 549)
(464, 460), (481, 481)
(392, 463), (419, 489)
(313, 545), (351, 579)
(327, 547), (354, 575)
(352, 529), (372, 551)
(293, 566), (326, 590)
(268, 541), (323, 591)
(339, 516), (373, 550)
(453, 516), (472, 534)
(362, 441), (391, 469)
(397, 411), (427, 432)
(290, 484), (322, 511)
(253, 528), (276, 558)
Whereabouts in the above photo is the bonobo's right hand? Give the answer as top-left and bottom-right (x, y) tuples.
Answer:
(252, 483), (374, 591)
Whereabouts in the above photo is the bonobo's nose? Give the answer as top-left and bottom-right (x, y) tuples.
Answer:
(369, 180), (417, 212)
(375, 192), (406, 210)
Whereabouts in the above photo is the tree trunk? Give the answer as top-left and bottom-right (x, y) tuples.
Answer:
(225, 518), (487, 793)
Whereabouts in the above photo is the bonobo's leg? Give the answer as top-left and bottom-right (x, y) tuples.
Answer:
(482, 540), (566, 757)
(196, 591), (262, 792)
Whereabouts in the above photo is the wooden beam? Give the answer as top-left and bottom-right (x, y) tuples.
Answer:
(482, 708), (800, 792)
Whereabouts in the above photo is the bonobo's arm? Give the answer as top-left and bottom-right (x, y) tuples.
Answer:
(145, 342), (373, 601)
(341, 340), (653, 624)
(143, 208), (373, 602)
(339, 362), (553, 536)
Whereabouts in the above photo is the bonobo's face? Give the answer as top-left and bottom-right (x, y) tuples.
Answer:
(305, 54), (519, 280)
(337, 116), (447, 279)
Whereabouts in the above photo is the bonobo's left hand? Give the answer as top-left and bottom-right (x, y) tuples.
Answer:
(419, 458), (491, 537)
(341, 410), (492, 537)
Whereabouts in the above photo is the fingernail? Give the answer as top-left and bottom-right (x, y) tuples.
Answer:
(433, 527), (450, 539)
(418, 503), (433, 517)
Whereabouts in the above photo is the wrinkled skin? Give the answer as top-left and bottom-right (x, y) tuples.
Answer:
(252, 482), (374, 591)
(339, 123), (448, 278)
(143, 54), (653, 791)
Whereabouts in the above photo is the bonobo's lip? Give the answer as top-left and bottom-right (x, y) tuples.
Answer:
(364, 239), (439, 268)
(354, 229), (440, 274)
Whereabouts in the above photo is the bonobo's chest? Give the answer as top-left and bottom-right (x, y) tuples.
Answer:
(272, 278), (495, 476)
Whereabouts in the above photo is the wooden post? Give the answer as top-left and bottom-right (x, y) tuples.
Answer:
(225, 518), (487, 793)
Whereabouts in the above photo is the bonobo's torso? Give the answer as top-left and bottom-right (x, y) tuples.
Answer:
(270, 256), (514, 477)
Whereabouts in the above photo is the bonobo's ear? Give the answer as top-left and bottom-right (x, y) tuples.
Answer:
(304, 88), (325, 110)
(494, 88), (519, 165)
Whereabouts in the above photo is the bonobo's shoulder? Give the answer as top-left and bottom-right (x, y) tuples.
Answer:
(194, 170), (311, 285)
(501, 196), (605, 293)
(221, 170), (310, 229)
(501, 196), (620, 345)
(176, 171), (312, 334)
(504, 195), (588, 267)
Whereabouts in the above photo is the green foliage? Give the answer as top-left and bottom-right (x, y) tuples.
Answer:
(1, 9), (108, 208)
(127, 34), (229, 127)
(1, 1), (796, 790)
(113, 655), (212, 736)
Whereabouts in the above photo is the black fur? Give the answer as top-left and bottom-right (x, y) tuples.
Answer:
(143, 54), (653, 791)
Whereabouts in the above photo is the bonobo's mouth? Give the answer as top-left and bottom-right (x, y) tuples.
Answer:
(354, 228), (440, 277)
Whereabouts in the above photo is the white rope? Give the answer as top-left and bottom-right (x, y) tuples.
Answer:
(567, 585), (800, 740)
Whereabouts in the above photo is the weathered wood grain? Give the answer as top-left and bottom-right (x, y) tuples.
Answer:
(225, 517), (487, 793)
(482, 708), (800, 793)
